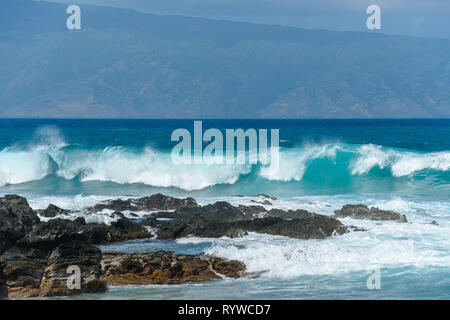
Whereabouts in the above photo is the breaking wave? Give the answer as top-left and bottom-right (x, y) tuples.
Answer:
(0, 130), (449, 191)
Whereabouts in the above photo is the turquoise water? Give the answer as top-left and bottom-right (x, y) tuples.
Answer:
(1, 119), (449, 299)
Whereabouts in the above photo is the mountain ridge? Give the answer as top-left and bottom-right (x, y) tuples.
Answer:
(0, 0), (449, 118)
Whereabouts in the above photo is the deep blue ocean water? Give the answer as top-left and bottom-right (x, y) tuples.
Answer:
(0, 119), (449, 299)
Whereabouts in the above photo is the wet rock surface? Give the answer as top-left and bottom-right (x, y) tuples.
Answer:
(156, 213), (348, 240)
(88, 193), (198, 213)
(152, 202), (347, 240)
(100, 251), (246, 286)
(0, 265), (7, 298)
(35, 204), (70, 218)
(0, 195), (40, 253)
(39, 244), (107, 297)
(334, 204), (407, 222)
(0, 243), (107, 298)
(237, 205), (267, 216)
(19, 217), (152, 248)
(0, 195), (107, 298)
(0, 245), (48, 298)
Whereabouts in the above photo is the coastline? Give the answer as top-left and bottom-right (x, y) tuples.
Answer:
(2, 192), (444, 300)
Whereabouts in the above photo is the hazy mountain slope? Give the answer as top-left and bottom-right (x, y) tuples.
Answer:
(0, 0), (449, 118)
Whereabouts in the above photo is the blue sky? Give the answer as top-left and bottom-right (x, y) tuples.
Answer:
(44, 0), (450, 39)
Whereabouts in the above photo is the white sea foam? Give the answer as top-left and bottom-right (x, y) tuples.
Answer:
(180, 222), (450, 278)
(350, 144), (391, 175)
(259, 143), (341, 181)
(63, 147), (252, 191)
(27, 194), (168, 225)
(0, 149), (53, 185)
(21, 191), (450, 279)
(176, 194), (450, 278)
(351, 143), (450, 177)
(0, 131), (449, 191)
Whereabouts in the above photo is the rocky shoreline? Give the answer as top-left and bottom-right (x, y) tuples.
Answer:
(0, 193), (409, 299)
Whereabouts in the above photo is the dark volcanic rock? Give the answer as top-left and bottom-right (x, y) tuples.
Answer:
(266, 208), (317, 220)
(241, 216), (347, 239)
(0, 193), (357, 297)
(0, 265), (7, 298)
(1, 243), (106, 298)
(20, 217), (152, 248)
(257, 194), (277, 201)
(18, 218), (90, 249)
(0, 213), (150, 297)
(251, 199), (272, 205)
(0, 245), (49, 297)
(155, 201), (258, 239)
(0, 195), (39, 253)
(35, 204), (69, 218)
(89, 193), (198, 213)
(157, 213), (249, 239)
(100, 251), (245, 286)
(157, 208), (347, 240)
(0, 214), (112, 298)
(237, 205), (267, 216)
(197, 202), (251, 223)
(334, 204), (407, 222)
(151, 201), (253, 222)
(105, 218), (153, 243)
(40, 244), (106, 297)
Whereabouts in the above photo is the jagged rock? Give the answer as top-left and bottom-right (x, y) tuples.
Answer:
(334, 204), (407, 222)
(100, 251), (245, 286)
(0, 195), (39, 253)
(157, 210), (347, 240)
(151, 201), (253, 222)
(257, 194), (277, 201)
(105, 218), (152, 243)
(0, 213), (152, 298)
(208, 256), (247, 278)
(1, 244), (106, 298)
(18, 218), (90, 249)
(157, 213), (248, 239)
(112, 211), (126, 219)
(88, 193), (198, 213)
(0, 245), (49, 298)
(40, 244), (107, 297)
(154, 201), (255, 239)
(101, 197), (346, 241)
(197, 202), (252, 223)
(35, 204), (69, 218)
(150, 200), (347, 240)
(0, 264), (8, 298)
(349, 225), (367, 232)
(19, 217), (152, 247)
(0, 194), (361, 298)
(241, 215), (347, 239)
(150, 210), (193, 219)
(266, 208), (317, 219)
(237, 205), (267, 216)
(224, 228), (248, 238)
(0, 213), (107, 298)
(251, 199), (272, 205)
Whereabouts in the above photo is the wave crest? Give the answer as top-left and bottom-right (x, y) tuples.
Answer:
(0, 136), (449, 190)
(351, 144), (450, 177)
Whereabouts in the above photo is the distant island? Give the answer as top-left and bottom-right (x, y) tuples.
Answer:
(0, 0), (449, 118)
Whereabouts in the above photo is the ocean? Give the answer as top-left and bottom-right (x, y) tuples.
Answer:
(1, 119), (449, 299)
